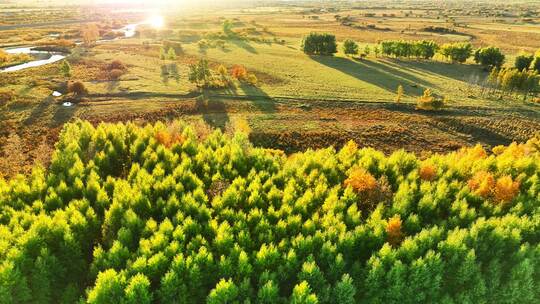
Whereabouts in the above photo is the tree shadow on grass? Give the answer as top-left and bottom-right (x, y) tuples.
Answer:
(384, 58), (487, 84)
(19, 84), (34, 96)
(196, 95), (230, 131)
(169, 64), (180, 84)
(107, 80), (119, 92)
(238, 83), (276, 114)
(310, 56), (435, 96)
(24, 96), (53, 126)
(50, 103), (77, 128)
(229, 38), (258, 54)
(362, 59), (438, 91)
(376, 59), (435, 78)
(219, 46), (232, 53)
(220, 85), (239, 96)
(160, 64), (170, 85)
(160, 63), (180, 85)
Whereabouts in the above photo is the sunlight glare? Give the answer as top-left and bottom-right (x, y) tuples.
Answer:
(146, 15), (165, 29)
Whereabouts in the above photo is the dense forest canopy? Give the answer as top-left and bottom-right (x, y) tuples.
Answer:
(0, 120), (539, 303)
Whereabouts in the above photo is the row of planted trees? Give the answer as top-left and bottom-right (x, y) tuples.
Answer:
(303, 33), (540, 102)
(0, 119), (539, 303)
(303, 33), (540, 72)
(379, 40), (439, 60)
(379, 40), (509, 69)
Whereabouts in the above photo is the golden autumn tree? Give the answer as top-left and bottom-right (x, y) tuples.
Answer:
(82, 23), (100, 46)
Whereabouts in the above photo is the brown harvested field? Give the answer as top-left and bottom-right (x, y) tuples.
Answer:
(2, 95), (539, 177)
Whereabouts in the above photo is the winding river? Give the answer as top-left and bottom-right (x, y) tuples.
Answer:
(0, 21), (144, 73)
(1, 47), (67, 73)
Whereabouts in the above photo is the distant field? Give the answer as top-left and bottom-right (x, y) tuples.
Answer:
(15, 36), (537, 110)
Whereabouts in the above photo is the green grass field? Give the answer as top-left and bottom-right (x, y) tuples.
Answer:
(74, 37), (539, 114)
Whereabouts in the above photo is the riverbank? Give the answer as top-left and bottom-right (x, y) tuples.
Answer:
(0, 47), (67, 73)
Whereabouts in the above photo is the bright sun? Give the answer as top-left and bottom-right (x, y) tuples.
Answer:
(146, 16), (165, 29)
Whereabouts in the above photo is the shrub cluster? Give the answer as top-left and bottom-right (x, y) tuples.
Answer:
(230, 65), (258, 85)
(416, 88), (445, 110)
(0, 49), (32, 67)
(0, 121), (539, 303)
(0, 89), (14, 107)
(67, 81), (88, 96)
(189, 59), (258, 89)
(96, 59), (128, 81)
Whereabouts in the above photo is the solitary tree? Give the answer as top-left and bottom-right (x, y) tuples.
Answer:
(258, 281), (280, 303)
(124, 274), (152, 304)
(342, 39), (359, 56)
(67, 81), (88, 97)
(363, 45), (371, 56)
(167, 48), (177, 60)
(231, 65), (248, 80)
(159, 47), (167, 60)
(302, 33), (337, 56)
(386, 215), (403, 246)
(531, 50), (540, 73)
(207, 279), (239, 304)
(87, 269), (125, 304)
(216, 64), (230, 85)
(374, 45), (380, 57)
(81, 24), (100, 46)
(60, 60), (71, 77)
(416, 88), (444, 110)
(395, 84), (404, 103)
(223, 20), (234, 36)
(188, 59), (211, 88)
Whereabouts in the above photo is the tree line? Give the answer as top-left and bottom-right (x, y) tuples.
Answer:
(301, 33), (540, 73)
(483, 67), (539, 100)
(0, 120), (539, 303)
(380, 40), (439, 59)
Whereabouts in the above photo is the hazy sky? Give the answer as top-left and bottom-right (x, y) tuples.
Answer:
(92, 0), (250, 3)
(81, 0), (261, 8)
